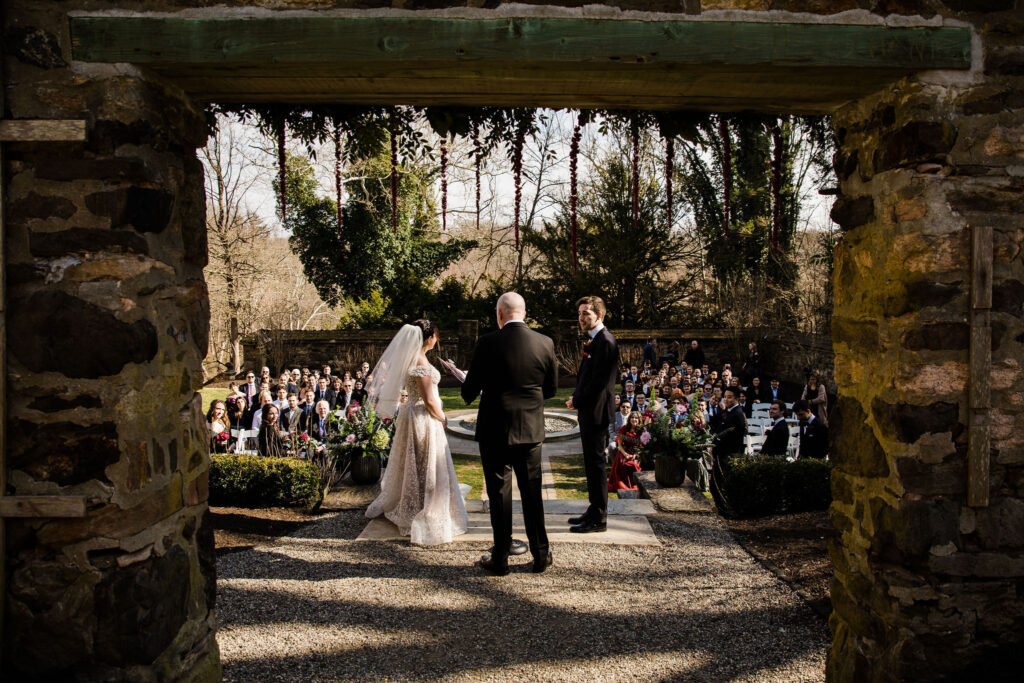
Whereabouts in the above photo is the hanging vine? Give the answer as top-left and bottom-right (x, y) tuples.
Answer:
(631, 116), (640, 233)
(334, 120), (343, 237)
(719, 116), (732, 238)
(276, 112), (287, 225)
(440, 136), (448, 233)
(665, 136), (674, 234)
(390, 116), (399, 233)
(569, 115), (582, 276)
(770, 121), (783, 254)
(472, 123), (481, 232)
(512, 115), (528, 252)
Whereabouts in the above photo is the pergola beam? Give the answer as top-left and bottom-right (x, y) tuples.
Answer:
(68, 15), (971, 111)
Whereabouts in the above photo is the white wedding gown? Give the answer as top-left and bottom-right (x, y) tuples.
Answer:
(365, 364), (468, 545)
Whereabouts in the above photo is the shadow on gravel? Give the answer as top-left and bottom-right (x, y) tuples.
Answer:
(217, 517), (828, 681)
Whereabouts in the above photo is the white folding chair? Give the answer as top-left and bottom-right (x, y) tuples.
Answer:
(233, 429), (258, 454)
(746, 434), (767, 455)
(752, 402), (770, 412)
(785, 402), (795, 410)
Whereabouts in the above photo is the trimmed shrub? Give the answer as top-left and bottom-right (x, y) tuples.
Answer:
(720, 456), (832, 518)
(210, 454), (322, 508)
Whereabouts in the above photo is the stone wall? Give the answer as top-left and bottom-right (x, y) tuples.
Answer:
(827, 4), (1024, 680)
(3, 3), (218, 680)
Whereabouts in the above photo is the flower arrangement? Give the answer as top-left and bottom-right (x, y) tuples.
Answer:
(337, 403), (395, 461)
(642, 411), (713, 461)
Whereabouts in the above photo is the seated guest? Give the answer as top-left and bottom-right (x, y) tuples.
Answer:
(707, 395), (724, 431)
(334, 379), (354, 412)
(738, 390), (753, 418)
(227, 397), (247, 433)
(314, 377), (331, 403)
(624, 365), (640, 387)
(766, 377), (785, 402)
(310, 400), (337, 442)
(613, 393), (622, 412)
(608, 411), (644, 493)
(297, 389), (317, 433)
(693, 368), (704, 386)
(634, 393), (651, 421)
(681, 382), (694, 402)
(760, 401), (790, 457)
(795, 399), (829, 459)
(747, 376), (764, 402)
(278, 372), (298, 396)
(272, 386), (288, 410)
(352, 379), (368, 407)
(207, 399), (231, 453)
(257, 404), (285, 458)
(227, 382), (244, 401)
(281, 393), (304, 433)
(342, 370), (353, 384)
(240, 371), (260, 413)
(360, 361), (371, 379)
(622, 382), (638, 409)
(693, 399), (710, 433)
(658, 384), (672, 401)
(251, 391), (273, 431)
(669, 398), (689, 425)
(611, 399), (632, 439)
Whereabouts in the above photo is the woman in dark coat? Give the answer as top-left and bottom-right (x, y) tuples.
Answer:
(257, 403), (286, 457)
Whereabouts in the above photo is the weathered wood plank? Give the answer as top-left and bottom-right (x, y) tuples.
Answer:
(968, 417), (990, 508)
(70, 17), (971, 71)
(970, 310), (992, 410)
(971, 224), (993, 310)
(0, 120), (86, 142)
(0, 496), (88, 519)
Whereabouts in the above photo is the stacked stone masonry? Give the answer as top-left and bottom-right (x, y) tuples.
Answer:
(3, 1), (1024, 682)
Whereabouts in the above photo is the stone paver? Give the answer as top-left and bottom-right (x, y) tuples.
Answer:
(635, 471), (715, 514)
(357, 512), (660, 546)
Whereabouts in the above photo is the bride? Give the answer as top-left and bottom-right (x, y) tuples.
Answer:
(364, 319), (468, 545)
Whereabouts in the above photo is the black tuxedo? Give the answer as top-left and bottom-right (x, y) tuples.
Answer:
(761, 418), (790, 457)
(280, 406), (304, 433)
(799, 417), (829, 459)
(571, 326), (619, 523)
(462, 321), (558, 565)
(713, 404), (747, 459)
(766, 386), (785, 403)
(334, 390), (353, 412)
(621, 372), (639, 389)
(323, 389), (338, 411)
(622, 393), (638, 410)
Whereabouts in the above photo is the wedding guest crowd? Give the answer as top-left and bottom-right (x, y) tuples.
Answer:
(205, 360), (381, 455)
(603, 337), (831, 492)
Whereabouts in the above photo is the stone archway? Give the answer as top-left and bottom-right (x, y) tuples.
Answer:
(2, 4), (1022, 681)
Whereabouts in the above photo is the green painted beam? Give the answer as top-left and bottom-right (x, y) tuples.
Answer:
(70, 16), (971, 71)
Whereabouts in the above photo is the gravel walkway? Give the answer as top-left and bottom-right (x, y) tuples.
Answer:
(216, 510), (827, 682)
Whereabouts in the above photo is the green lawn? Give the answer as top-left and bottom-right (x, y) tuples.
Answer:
(451, 452), (484, 499)
(438, 387), (574, 413)
(548, 454), (590, 499)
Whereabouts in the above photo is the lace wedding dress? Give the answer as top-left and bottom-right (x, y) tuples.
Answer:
(365, 364), (468, 545)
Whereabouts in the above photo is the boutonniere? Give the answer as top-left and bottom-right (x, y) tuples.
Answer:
(581, 337), (594, 359)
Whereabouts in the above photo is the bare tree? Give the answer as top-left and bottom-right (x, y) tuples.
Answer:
(201, 118), (272, 375)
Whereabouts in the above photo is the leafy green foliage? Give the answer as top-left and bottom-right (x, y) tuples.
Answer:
(282, 151), (478, 323)
(721, 455), (832, 517)
(210, 453), (322, 508)
(522, 149), (702, 329)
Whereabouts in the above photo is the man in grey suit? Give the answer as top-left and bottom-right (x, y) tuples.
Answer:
(462, 292), (558, 575)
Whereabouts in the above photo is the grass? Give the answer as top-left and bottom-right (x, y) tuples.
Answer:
(451, 452), (484, 499)
(548, 454), (590, 499)
(438, 387), (575, 413)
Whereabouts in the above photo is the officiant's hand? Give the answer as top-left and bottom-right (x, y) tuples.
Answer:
(565, 397), (574, 409)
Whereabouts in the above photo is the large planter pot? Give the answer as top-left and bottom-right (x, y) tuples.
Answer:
(655, 454), (685, 488)
(351, 452), (381, 484)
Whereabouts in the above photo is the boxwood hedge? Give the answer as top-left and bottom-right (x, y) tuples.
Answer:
(210, 453), (322, 508)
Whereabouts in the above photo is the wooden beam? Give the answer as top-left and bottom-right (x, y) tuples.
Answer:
(0, 120), (86, 142)
(968, 224), (993, 508)
(0, 496), (87, 518)
(70, 16), (971, 71)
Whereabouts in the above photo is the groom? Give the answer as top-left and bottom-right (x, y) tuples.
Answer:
(462, 292), (558, 575)
(566, 295), (619, 533)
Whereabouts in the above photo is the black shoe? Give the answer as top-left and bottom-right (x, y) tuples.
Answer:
(568, 515), (589, 525)
(489, 539), (528, 556)
(570, 520), (607, 533)
(477, 554), (509, 576)
(532, 551), (553, 573)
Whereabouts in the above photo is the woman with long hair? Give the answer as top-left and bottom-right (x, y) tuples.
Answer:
(207, 399), (231, 453)
(608, 411), (644, 493)
(257, 403), (285, 458)
(801, 372), (828, 425)
(365, 319), (468, 546)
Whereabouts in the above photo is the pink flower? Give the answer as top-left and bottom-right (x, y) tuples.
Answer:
(640, 431), (651, 445)
(300, 432), (309, 441)
(345, 434), (356, 443)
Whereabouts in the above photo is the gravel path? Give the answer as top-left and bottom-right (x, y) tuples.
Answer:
(216, 510), (828, 682)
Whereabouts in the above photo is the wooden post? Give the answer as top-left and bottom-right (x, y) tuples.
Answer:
(968, 224), (993, 508)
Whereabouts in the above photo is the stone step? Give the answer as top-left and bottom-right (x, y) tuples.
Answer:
(357, 512), (660, 546)
(635, 470), (714, 514)
(466, 498), (655, 516)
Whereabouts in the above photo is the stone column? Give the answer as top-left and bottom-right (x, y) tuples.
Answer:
(3, 12), (218, 681)
(827, 28), (1024, 681)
